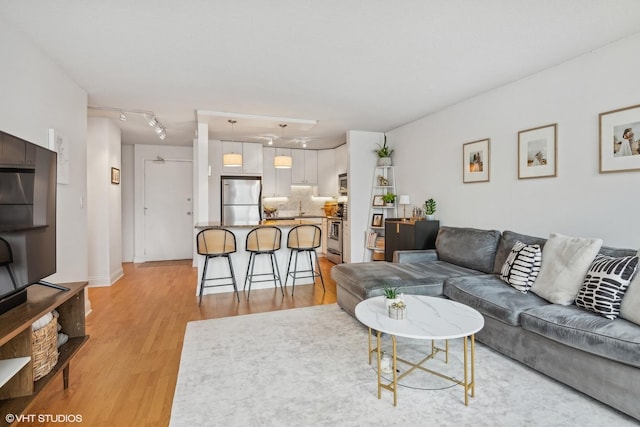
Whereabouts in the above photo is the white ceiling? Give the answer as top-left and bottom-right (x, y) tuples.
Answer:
(2, 1), (640, 149)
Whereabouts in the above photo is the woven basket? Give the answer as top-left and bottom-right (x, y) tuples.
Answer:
(32, 317), (59, 381)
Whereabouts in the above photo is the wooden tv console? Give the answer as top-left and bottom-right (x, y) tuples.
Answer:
(0, 282), (88, 425)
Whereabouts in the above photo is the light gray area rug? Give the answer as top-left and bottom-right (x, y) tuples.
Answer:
(170, 304), (637, 426)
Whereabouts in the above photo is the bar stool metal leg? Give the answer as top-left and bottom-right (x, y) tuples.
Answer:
(227, 254), (240, 302)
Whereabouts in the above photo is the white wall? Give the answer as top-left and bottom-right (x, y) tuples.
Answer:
(0, 17), (89, 284)
(133, 144), (193, 263)
(384, 33), (640, 248)
(347, 130), (385, 262)
(87, 118), (123, 286)
(121, 145), (135, 262)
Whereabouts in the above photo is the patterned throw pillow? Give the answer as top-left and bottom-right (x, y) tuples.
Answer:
(500, 241), (542, 293)
(575, 254), (639, 320)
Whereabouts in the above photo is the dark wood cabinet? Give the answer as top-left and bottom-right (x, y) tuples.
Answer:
(0, 282), (89, 424)
(384, 219), (439, 262)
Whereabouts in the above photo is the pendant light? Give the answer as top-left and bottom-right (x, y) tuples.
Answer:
(223, 119), (243, 167)
(274, 124), (292, 169)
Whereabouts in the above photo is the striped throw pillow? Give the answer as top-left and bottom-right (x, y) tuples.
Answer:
(576, 254), (639, 320)
(500, 241), (542, 293)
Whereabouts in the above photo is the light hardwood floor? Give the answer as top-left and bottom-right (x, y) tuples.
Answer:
(28, 257), (337, 426)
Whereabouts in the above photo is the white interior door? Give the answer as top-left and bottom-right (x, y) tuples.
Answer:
(144, 159), (193, 261)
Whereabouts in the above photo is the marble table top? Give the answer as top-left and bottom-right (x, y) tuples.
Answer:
(355, 295), (484, 340)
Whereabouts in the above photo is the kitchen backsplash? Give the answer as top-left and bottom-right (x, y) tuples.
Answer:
(263, 186), (330, 217)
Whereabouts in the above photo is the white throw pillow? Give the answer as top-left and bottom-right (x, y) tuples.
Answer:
(530, 233), (603, 305)
(620, 250), (640, 325)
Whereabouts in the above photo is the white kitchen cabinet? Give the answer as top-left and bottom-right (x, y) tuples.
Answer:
(317, 149), (337, 196)
(335, 143), (348, 175)
(222, 141), (263, 175)
(262, 147), (291, 197)
(291, 149), (317, 185)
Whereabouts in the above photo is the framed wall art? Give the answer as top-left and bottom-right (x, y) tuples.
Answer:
(599, 103), (640, 173)
(372, 195), (385, 206)
(371, 213), (383, 227)
(111, 167), (121, 185)
(518, 123), (557, 179)
(48, 128), (70, 184)
(463, 138), (490, 183)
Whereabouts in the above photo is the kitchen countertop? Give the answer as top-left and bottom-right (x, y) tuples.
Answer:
(195, 218), (325, 229)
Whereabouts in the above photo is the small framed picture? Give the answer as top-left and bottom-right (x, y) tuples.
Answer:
(463, 138), (490, 183)
(372, 195), (385, 206)
(599, 103), (640, 173)
(111, 167), (121, 185)
(518, 123), (557, 179)
(371, 213), (383, 227)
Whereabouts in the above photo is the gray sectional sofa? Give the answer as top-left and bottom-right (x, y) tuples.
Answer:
(331, 226), (640, 421)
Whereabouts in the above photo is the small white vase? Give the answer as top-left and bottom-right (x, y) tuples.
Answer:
(385, 297), (401, 310)
(377, 157), (392, 166)
(426, 214), (435, 221)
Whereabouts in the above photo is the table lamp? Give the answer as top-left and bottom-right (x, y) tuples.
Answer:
(398, 195), (411, 220)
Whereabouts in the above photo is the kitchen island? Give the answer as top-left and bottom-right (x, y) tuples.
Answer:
(194, 218), (324, 297)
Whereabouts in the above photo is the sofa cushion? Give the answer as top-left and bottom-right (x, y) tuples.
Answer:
(435, 227), (501, 274)
(492, 230), (547, 274)
(331, 260), (481, 301)
(520, 304), (640, 368)
(575, 254), (638, 320)
(621, 250), (640, 325)
(499, 241), (541, 293)
(444, 275), (550, 326)
(530, 233), (603, 305)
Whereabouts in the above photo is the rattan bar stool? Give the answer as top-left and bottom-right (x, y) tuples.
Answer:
(285, 224), (325, 296)
(196, 228), (240, 306)
(244, 226), (284, 298)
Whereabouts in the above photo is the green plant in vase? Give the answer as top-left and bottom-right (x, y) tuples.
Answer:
(374, 135), (394, 166)
(424, 198), (436, 220)
(383, 284), (398, 299)
(382, 193), (396, 205)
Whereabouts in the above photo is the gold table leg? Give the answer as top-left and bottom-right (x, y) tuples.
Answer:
(392, 335), (397, 406)
(463, 336), (469, 406)
(376, 330), (382, 399)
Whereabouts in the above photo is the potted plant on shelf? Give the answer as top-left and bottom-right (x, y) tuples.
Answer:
(424, 198), (436, 220)
(382, 193), (396, 206)
(374, 135), (394, 166)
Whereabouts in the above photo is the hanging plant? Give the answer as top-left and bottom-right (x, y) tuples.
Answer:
(374, 135), (394, 158)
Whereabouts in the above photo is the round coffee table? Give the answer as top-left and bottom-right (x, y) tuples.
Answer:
(355, 295), (484, 406)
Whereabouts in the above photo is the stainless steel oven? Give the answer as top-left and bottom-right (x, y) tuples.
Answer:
(327, 218), (343, 264)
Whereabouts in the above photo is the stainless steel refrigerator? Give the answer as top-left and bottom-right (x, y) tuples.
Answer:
(221, 176), (262, 225)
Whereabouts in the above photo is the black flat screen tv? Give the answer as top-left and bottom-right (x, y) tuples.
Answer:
(0, 130), (58, 315)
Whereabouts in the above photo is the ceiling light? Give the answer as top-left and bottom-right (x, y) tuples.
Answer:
(223, 119), (243, 167)
(302, 142), (307, 148)
(274, 155), (292, 169)
(88, 106), (168, 141)
(223, 153), (242, 167)
(274, 125), (292, 168)
(268, 138), (273, 145)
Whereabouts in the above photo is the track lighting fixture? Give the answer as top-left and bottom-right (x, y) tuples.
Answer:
(88, 106), (168, 141)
